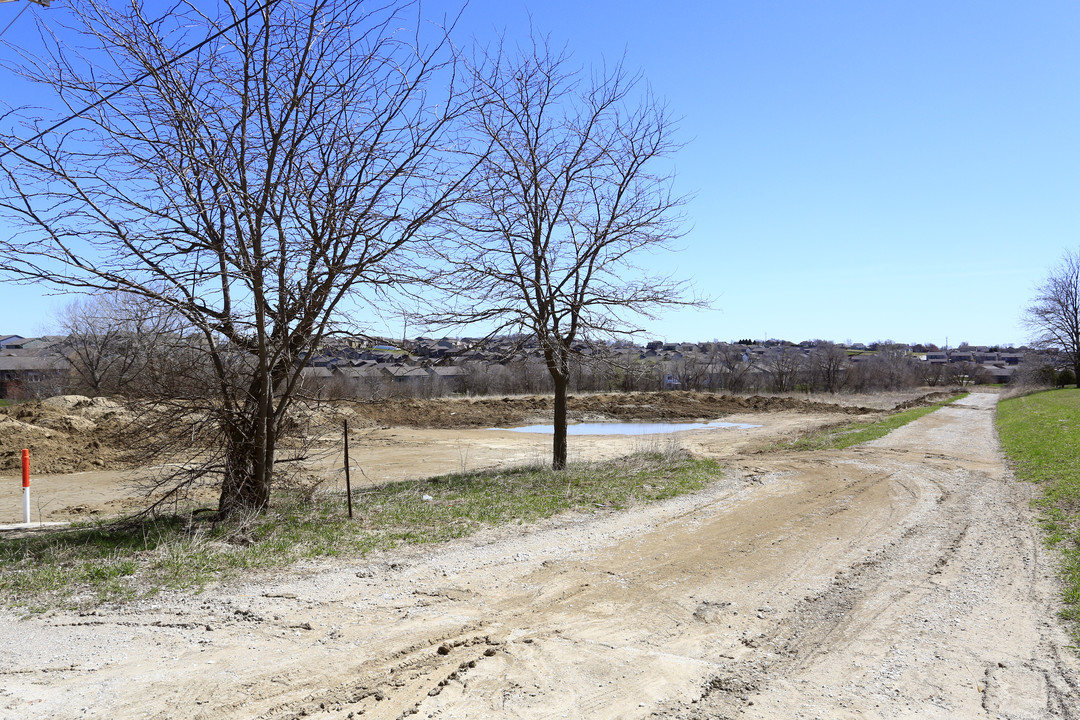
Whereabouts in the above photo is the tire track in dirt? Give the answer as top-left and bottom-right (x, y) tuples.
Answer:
(1, 392), (1076, 719)
(679, 394), (1080, 719)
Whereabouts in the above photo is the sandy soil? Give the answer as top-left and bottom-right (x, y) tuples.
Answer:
(1, 390), (878, 522)
(1, 392), (1078, 719)
(0, 409), (835, 523)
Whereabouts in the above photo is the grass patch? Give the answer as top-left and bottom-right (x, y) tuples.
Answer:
(997, 388), (1080, 635)
(0, 448), (719, 610)
(781, 392), (967, 451)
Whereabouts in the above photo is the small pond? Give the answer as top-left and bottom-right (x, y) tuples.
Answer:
(489, 420), (761, 436)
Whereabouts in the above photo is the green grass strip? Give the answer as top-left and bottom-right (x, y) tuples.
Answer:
(997, 388), (1080, 634)
(783, 392), (967, 451)
(0, 449), (720, 611)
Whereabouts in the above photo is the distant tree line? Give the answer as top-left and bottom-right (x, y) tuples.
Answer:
(42, 305), (1066, 402)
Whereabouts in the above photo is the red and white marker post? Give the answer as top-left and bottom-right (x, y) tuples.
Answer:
(21, 448), (30, 524)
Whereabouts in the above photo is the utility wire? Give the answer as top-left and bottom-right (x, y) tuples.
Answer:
(0, 1), (32, 41)
(1, 0), (275, 160)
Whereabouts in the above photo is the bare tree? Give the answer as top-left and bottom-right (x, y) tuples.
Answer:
(672, 352), (710, 391)
(0, 1), (471, 514)
(915, 359), (948, 387)
(433, 39), (690, 469)
(763, 345), (803, 393)
(54, 292), (182, 397)
(945, 360), (991, 387)
(867, 343), (915, 390)
(608, 347), (652, 392)
(715, 343), (754, 392)
(1026, 249), (1080, 383)
(808, 341), (848, 393)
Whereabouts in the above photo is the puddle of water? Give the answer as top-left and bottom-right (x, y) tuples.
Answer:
(489, 420), (761, 435)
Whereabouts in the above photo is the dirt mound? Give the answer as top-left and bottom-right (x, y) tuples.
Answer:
(348, 391), (886, 429)
(41, 395), (126, 421)
(892, 390), (959, 410)
(291, 404), (379, 432)
(0, 400), (127, 475)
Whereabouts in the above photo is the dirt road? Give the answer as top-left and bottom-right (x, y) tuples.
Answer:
(2, 393), (1077, 719)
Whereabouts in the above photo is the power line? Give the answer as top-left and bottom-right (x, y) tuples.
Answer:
(0, 0), (275, 160)
(0, 1), (32, 41)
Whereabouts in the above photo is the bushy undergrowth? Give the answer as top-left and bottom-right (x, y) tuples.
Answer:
(0, 448), (719, 611)
(781, 392), (967, 451)
(997, 389), (1080, 634)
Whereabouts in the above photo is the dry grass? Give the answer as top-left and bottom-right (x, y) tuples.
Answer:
(0, 447), (719, 611)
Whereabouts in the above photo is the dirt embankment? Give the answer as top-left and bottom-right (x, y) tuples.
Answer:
(348, 390), (918, 429)
(0, 396), (129, 475)
(0, 390), (955, 476)
(891, 389), (958, 410)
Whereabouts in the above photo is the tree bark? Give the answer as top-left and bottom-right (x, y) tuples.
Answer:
(552, 371), (569, 471)
(218, 417), (272, 515)
(544, 343), (571, 471)
(217, 372), (276, 515)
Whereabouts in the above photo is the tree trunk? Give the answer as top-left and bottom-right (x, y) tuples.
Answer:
(552, 371), (568, 471)
(217, 374), (276, 515)
(543, 344), (572, 472)
(218, 427), (272, 515)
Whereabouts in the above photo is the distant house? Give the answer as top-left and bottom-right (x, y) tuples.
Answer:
(334, 364), (381, 380)
(983, 365), (1015, 384)
(924, 352), (949, 365)
(299, 366), (334, 381)
(426, 338), (458, 357)
(307, 354), (339, 368)
(0, 354), (70, 399)
(381, 365), (431, 384)
(430, 365), (466, 391)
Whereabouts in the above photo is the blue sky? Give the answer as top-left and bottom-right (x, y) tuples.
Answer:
(1, 0), (1077, 347)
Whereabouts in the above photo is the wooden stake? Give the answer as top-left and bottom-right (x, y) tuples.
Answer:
(343, 420), (354, 519)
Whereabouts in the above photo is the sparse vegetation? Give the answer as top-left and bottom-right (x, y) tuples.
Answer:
(0, 449), (718, 610)
(997, 388), (1080, 635)
(781, 393), (967, 451)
